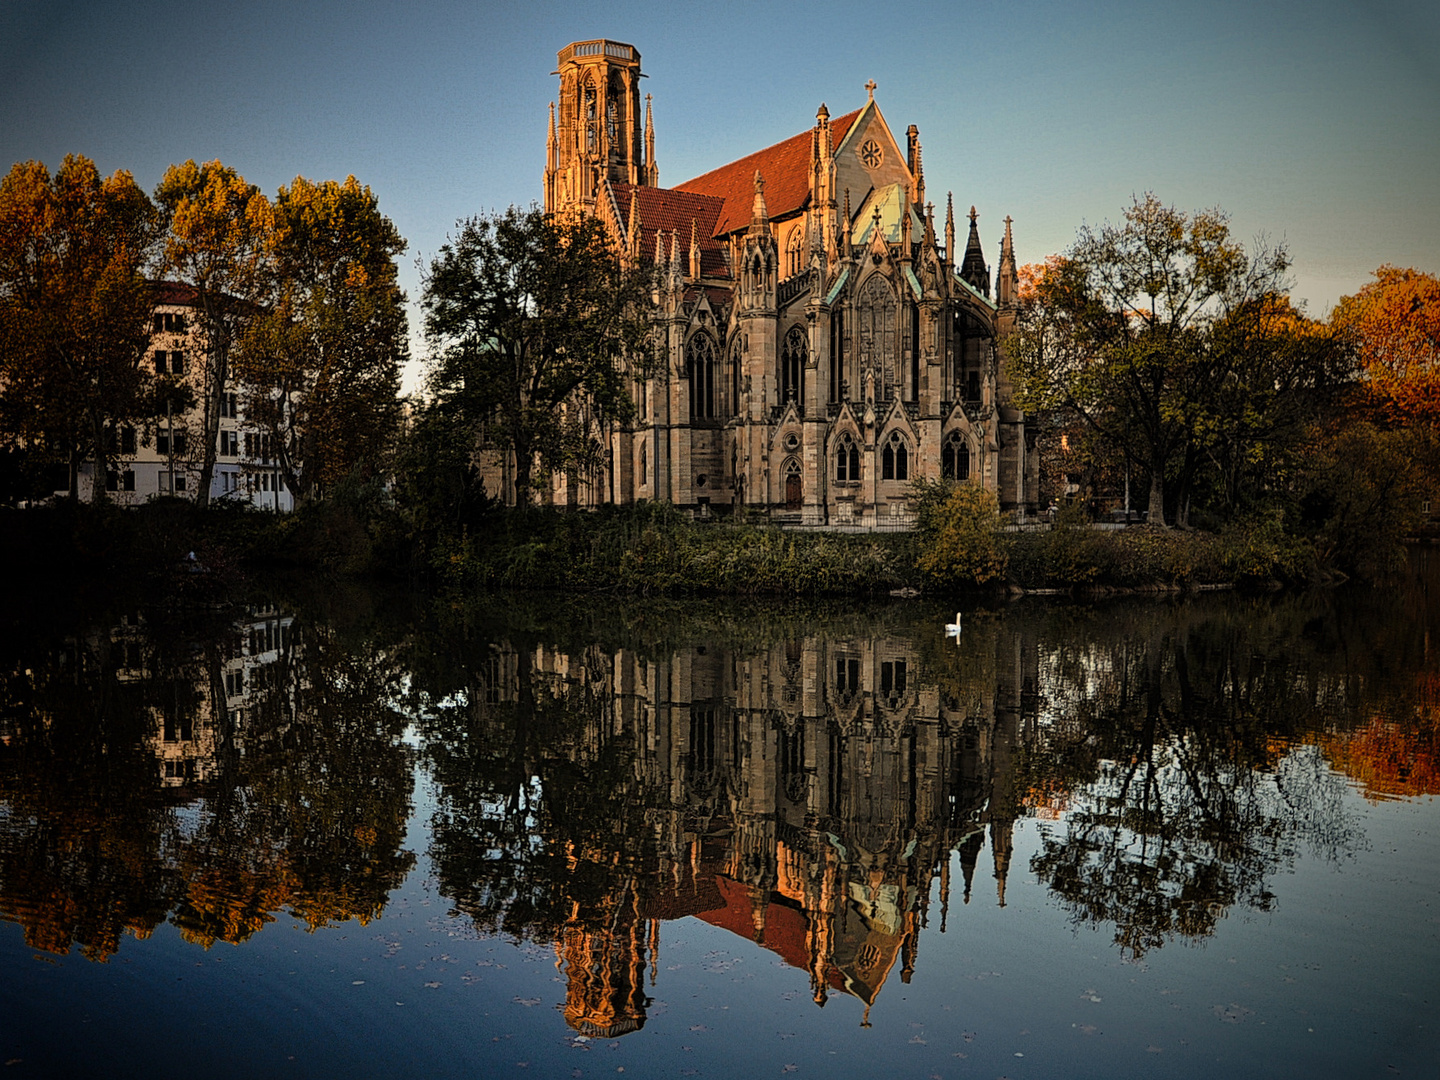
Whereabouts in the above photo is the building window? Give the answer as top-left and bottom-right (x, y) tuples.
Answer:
(881, 432), (909, 481)
(687, 332), (717, 419)
(830, 307), (844, 402)
(220, 431), (239, 457)
(786, 228), (804, 278)
(858, 275), (896, 396)
(730, 342), (741, 417)
(157, 430), (187, 456)
(639, 442), (647, 487)
(122, 470), (134, 492)
(781, 326), (806, 406)
(942, 433), (970, 480)
(835, 433), (860, 482)
(220, 393), (238, 419)
(966, 370), (981, 402)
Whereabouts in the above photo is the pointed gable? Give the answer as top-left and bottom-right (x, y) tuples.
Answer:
(674, 110), (861, 238)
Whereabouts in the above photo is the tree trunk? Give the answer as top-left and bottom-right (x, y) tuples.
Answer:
(1148, 461), (1168, 527)
(90, 414), (109, 505)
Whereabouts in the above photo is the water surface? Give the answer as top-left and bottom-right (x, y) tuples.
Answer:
(1, 559), (1437, 1078)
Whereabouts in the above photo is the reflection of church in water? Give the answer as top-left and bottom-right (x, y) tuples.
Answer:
(469, 624), (1038, 1034)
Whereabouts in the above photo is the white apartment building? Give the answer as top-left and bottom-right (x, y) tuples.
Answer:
(72, 281), (294, 511)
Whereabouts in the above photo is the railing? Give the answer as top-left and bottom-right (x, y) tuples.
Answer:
(777, 269), (815, 310)
(558, 40), (637, 65)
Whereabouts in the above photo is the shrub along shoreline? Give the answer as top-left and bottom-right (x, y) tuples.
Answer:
(0, 484), (1371, 602)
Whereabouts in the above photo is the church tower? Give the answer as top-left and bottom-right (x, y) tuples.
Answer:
(546, 40), (654, 217)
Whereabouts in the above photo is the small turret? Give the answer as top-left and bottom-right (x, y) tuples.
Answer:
(689, 218), (701, 280)
(750, 170), (770, 233)
(625, 190), (641, 262)
(644, 93), (658, 186)
(944, 193), (955, 267)
(997, 215), (1017, 308)
(960, 205), (990, 298)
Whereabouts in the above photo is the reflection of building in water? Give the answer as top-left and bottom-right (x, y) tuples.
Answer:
(463, 623), (1038, 1028)
(108, 608), (296, 788)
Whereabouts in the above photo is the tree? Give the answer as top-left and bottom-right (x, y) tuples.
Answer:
(1332, 265), (1440, 428)
(1006, 195), (1292, 526)
(236, 176), (407, 502)
(913, 478), (1009, 588)
(0, 156), (161, 502)
(421, 206), (652, 507)
(1197, 293), (1354, 519)
(154, 160), (270, 507)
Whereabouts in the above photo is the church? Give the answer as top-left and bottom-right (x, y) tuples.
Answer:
(515, 38), (1037, 523)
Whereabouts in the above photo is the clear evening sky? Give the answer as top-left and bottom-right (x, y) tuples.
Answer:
(3, 0), (1437, 392)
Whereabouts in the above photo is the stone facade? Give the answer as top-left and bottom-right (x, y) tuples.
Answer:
(511, 38), (1038, 522)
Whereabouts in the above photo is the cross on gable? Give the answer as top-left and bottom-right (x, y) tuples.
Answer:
(865, 79), (877, 100)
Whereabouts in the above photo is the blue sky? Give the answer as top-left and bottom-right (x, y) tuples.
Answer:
(3, 0), (1437, 391)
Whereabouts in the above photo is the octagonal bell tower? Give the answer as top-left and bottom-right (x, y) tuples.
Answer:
(545, 39), (657, 217)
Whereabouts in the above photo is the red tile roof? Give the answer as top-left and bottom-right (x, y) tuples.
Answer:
(612, 184), (729, 279)
(151, 280), (201, 306)
(674, 110), (861, 238)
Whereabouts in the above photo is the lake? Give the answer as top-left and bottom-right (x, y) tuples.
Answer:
(1, 554), (1436, 1078)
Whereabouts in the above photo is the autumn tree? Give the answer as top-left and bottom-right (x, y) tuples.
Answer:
(235, 175), (407, 502)
(0, 155), (161, 501)
(421, 206), (652, 507)
(1332, 265), (1440, 428)
(1006, 195), (1293, 526)
(154, 160), (270, 507)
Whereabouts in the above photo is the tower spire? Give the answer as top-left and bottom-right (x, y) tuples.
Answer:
(998, 214), (1017, 307)
(644, 93), (657, 186)
(626, 190), (641, 261)
(960, 206), (990, 298)
(944, 193), (955, 265)
(689, 218), (701, 280)
(750, 171), (770, 232)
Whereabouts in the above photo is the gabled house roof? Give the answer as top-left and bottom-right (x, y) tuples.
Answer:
(674, 109), (861, 238)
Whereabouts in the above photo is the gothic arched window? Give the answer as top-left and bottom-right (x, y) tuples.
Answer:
(786, 228), (804, 278)
(639, 441), (647, 486)
(583, 78), (597, 153)
(858, 274), (896, 394)
(781, 326), (806, 407)
(835, 433), (860, 483)
(941, 432), (971, 480)
(687, 333), (717, 420)
(730, 341), (741, 418)
(881, 431), (909, 481)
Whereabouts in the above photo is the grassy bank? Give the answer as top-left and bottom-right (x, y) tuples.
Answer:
(2, 492), (1333, 601)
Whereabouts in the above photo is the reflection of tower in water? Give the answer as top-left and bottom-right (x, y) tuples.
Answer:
(556, 886), (653, 1038)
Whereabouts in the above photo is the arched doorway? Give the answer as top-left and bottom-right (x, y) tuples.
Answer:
(784, 460), (802, 510)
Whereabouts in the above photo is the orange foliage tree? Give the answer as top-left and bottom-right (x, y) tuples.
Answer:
(1333, 265), (1440, 427)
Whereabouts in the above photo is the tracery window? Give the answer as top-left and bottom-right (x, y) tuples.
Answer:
(786, 228), (804, 278)
(781, 325), (806, 406)
(858, 274), (896, 395)
(941, 432), (971, 480)
(583, 79), (597, 153)
(687, 333), (717, 419)
(730, 341), (741, 418)
(835, 433), (860, 483)
(881, 431), (909, 481)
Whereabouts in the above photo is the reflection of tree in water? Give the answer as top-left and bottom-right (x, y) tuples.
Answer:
(1024, 601), (1365, 959)
(0, 597), (414, 959)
